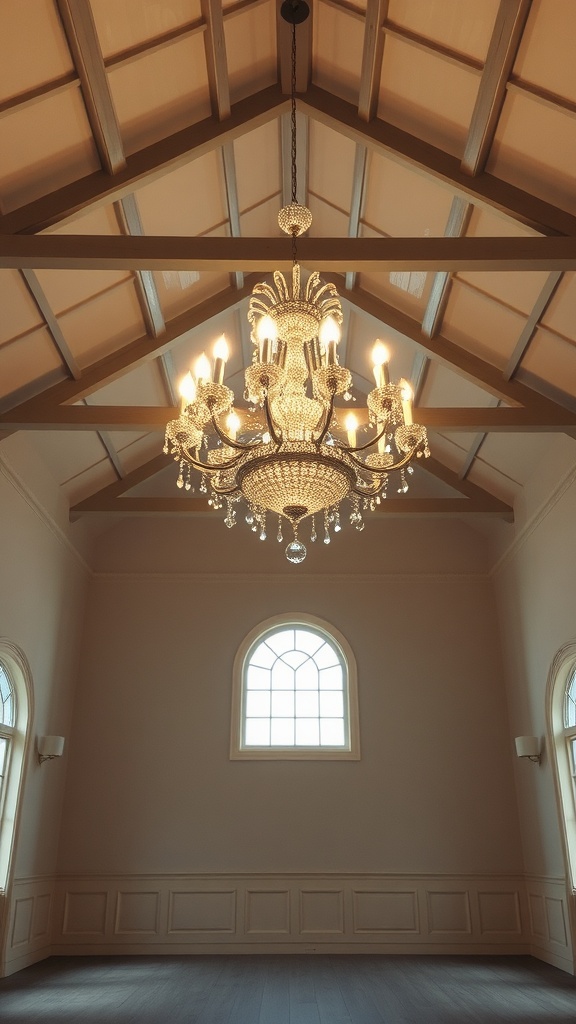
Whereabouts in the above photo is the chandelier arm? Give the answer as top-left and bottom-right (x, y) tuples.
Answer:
(338, 423), (389, 454)
(315, 389), (336, 445)
(210, 480), (242, 496)
(179, 447), (246, 473)
(350, 479), (384, 498)
(263, 392), (283, 447)
(209, 410), (261, 452)
(346, 446), (420, 476)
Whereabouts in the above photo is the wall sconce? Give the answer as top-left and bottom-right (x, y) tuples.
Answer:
(515, 735), (541, 764)
(37, 735), (65, 764)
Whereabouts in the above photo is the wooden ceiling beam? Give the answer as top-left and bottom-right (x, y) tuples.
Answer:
(461, 0), (532, 176)
(2, 405), (573, 433)
(300, 85), (576, 237)
(2, 233), (576, 271)
(20, 270), (82, 380)
(0, 86), (288, 235)
(422, 197), (472, 338)
(201, 0), (231, 119)
(358, 0), (388, 121)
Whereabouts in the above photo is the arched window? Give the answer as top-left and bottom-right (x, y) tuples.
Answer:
(231, 614), (359, 760)
(0, 643), (32, 891)
(547, 641), (576, 890)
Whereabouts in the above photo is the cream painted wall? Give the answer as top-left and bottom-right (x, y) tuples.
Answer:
(0, 436), (89, 880)
(57, 516), (522, 878)
(493, 436), (576, 880)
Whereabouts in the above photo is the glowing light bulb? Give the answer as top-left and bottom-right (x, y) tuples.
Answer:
(319, 315), (341, 365)
(345, 412), (358, 448)
(399, 379), (413, 426)
(178, 371), (196, 409)
(213, 335), (229, 383)
(194, 352), (211, 384)
(256, 315), (278, 342)
(226, 411), (240, 441)
(371, 340), (390, 387)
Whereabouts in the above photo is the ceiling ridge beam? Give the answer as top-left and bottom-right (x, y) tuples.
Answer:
(201, 0), (231, 119)
(358, 0), (388, 121)
(0, 85), (288, 235)
(299, 84), (576, 237)
(3, 233), (576, 271)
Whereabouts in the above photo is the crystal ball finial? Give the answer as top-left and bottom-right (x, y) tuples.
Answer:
(278, 204), (312, 237)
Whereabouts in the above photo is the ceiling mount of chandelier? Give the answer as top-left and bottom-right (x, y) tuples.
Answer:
(164, 0), (430, 563)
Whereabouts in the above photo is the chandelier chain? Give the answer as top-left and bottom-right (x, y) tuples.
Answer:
(291, 20), (298, 205)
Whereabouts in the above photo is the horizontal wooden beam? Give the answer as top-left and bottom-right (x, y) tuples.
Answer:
(2, 234), (576, 271)
(2, 405), (574, 432)
(70, 494), (512, 519)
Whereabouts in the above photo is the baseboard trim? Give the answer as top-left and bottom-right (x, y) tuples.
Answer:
(530, 943), (575, 975)
(51, 940), (532, 957)
(2, 947), (51, 978)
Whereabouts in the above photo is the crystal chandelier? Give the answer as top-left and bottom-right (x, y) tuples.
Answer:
(164, 0), (430, 563)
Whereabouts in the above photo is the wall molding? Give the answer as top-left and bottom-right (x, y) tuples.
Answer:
(0, 452), (91, 576)
(92, 571), (491, 582)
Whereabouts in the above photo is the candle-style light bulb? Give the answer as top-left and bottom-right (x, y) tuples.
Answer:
(345, 412), (358, 448)
(213, 335), (229, 384)
(319, 315), (341, 365)
(372, 340), (390, 387)
(399, 380), (414, 426)
(256, 315), (277, 363)
(194, 352), (211, 384)
(226, 410), (240, 441)
(178, 371), (196, 412)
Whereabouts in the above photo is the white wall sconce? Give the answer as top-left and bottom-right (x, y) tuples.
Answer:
(515, 735), (541, 764)
(37, 735), (65, 764)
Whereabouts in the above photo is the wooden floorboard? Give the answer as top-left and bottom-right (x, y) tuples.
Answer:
(0, 954), (575, 1023)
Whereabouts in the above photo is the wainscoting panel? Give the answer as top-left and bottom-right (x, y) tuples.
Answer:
(47, 874), (534, 956)
(3, 877), (55, 975)
(525, 876), (574, 972)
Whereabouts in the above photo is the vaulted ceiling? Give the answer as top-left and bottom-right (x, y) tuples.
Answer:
(1, 0), (575, 532)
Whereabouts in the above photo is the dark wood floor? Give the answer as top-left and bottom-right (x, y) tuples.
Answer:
(0, 954), (575, 1023)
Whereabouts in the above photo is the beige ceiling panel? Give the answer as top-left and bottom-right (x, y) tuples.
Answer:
(358, 264), (432, 323)
(378, 36), (479, 157)
(0, 0), (74, 102)
(514, 0), (576, 104)
(0, 326), (64, 400)
(540, 273), (576, 342)
(60, 457), (118, 504)
(454, 269), (550, 318)
(488, 92), (576, 216)
(152, 269), (201, 320)
(225, 3), (277, 104)
(466, 204), (539, 240)
(307, 195), (349, 238)
(363, 150), (454, 237)
(443, 280), (527, 369)
(112, 434), (162, 474)
(108, 34), (211, 156)
(308, 121), (357, 216)
(58, 280), (145, 367)
(136, 151), (226, 236)
(465, 456), (520, 508)
(519, 326), (576, 395)
(88, 362), (168, 407)
(239, 194), (283, 235)
(0, 90), (99, 212)
(0, 271), (43, 344)
(387, 0), (498, 62)
(91, 0), (202, 60)
(33, 268), (131, 317)
(421, 360), (492, 409)
(234, 120), (281, 214)
(312, 2), (365, 104)
(423, 432), (467, 476)
(472, 432), (552, 490)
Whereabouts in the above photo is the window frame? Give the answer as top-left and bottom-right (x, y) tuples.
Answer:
(0, 642), (33, 893)
(230, 613), (360, 761)
(547, 641), (576, 892)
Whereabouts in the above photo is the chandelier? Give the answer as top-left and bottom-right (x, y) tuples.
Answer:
(164, 0), (430, 563)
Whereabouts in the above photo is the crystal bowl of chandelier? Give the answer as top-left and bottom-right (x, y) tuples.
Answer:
(164, 312), (429, 562)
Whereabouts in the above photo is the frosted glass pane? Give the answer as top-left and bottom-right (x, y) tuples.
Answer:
(319, 665), (343, 690)
(320, 691), (343, 717)
(245, 719), (270, 745)
(320, 719), (345, 746)
(295, 629), (324, 655)
(271, 691), (295, 717)
(246, 665), (270, 690)
(265, 629), (295, 655)
(271, 661), (294, 690)
(295, 662), (318, 690)
(296, 691), (319, 717)
(296, 718), (320, 745)
(281, 649), (308, 669)
(246, 691), (271, 717)
(271, 719), (295, 745)
(0, 736), (7, 775)
(0, 664), (14, 726)
(314, 643), (340, 669)
(250, 642), (276, 669)
(565, 670), (576, 727)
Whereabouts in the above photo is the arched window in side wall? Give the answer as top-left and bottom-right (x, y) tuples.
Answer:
(0, 643), (32, 891)
(547, 642), (576, 891)
(230, 614), (360, 760)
